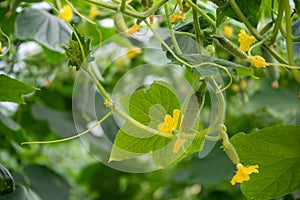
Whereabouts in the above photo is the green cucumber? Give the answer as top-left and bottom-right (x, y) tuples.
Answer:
(214, 35), (248, 59)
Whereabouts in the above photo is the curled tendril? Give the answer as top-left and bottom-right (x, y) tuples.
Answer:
(192, 62), (233, 92)
(0, 28), (11, 57)
(21, 111), (112, 145)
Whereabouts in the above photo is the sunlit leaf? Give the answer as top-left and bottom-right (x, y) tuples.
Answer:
(231, 125), (300, 199)
(0, 75), (38, 104)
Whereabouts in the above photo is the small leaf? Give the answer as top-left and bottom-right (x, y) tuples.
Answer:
(62, 26), (93, 70)
(15, 8), (72, 52)
(230, 125), (300, 199)
(0, 74), (38, 104)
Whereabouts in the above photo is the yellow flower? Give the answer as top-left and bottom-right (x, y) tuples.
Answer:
(171, 13), (184, 23)
(88, 4), (99, 19)
(59, 5), (73, 22)
(238, 29), (255, 52)
(0, 42), (2, 53)
(224, 26), (233, 38)
(247, 55), (268, 68)
(158, 109), (180, 133)
(231, 163), (259, 185)
(116, 58), (125, 68)
(127, 24), (140, 35)
(126, 46), (142, 59)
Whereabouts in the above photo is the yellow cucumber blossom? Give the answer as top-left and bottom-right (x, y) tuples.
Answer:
(127, 24), (140, 35)
(126, 46), (142, 59)
(88, 4), (99, 19)
(238, 29), (255, 52)
(59, 5), (73, 22)
(171, 13), (184, 23)
(231, 163), (259, 185)
(158, 109), (184, 154)
(224, 25), (233, 38)
(247, 55), (268, 68)
(158, 109), (180, 133)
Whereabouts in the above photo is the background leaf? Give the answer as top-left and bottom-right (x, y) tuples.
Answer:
(230, 125), (300, 199)
(23, 165), (70, 200)
(15, 8), (72, 52)
(217, 0), (262, 28)
(0, 75), (38, 104)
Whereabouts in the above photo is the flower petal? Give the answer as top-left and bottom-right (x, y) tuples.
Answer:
(238, 29), (255, 52)
(231, 163), (259, 185)
(247, 55), (268, 68)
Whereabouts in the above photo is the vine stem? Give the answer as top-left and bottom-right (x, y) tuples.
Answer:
(185, 0), (216, 34)
(269, 0), (284, 44)
(21, 111), (113, 145)
(192, 0), (203, 54)
(284, 0), (300, 82)
(164, 4), (182, 54)
(84, 0), (170, 19)
(0, 28), (11, 57)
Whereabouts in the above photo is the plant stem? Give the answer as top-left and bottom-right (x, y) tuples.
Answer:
(120, 0), (126, 12)
(84, 0), (169, 19)
(269, 0), (284, 44)
(144, 20), (192, 68)
(164, 4), (182, 54)
(185, 0), (216, 34)
(192, 0), (203, 54)
(114, 108), (174, 138)
(228, 0), (262, 40)
(84, 66), (112, 103)
(284, 0), (300, 82)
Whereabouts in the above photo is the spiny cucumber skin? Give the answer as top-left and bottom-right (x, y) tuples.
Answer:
(215, 36), (248, 59)
(114, 12), (129, 34)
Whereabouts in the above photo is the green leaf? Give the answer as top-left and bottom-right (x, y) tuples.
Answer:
(0, 185), (41, 200)
(24, 165), (70, 200)
(214, 59), (259, 79)
(217, 0), (262, 28)
(15, 8), (71, 52)
(190, 141), (234, 186)
(0, 74), (38, 104)
(62, 26), (94, 70)
(110, 81), (181, 164)
(230, 125), (300, 199)
(31, 104), (77, 138)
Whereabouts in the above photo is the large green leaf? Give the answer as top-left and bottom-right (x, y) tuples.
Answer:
(31, 104), (77, 138)
(217, 0), (262, 28)
(24, 165), (70, 200)
(230, 125), (300, 199)
(110, 81), (181, 163)
(15, 8), (71, 52)
(0, 75), (38, 104)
